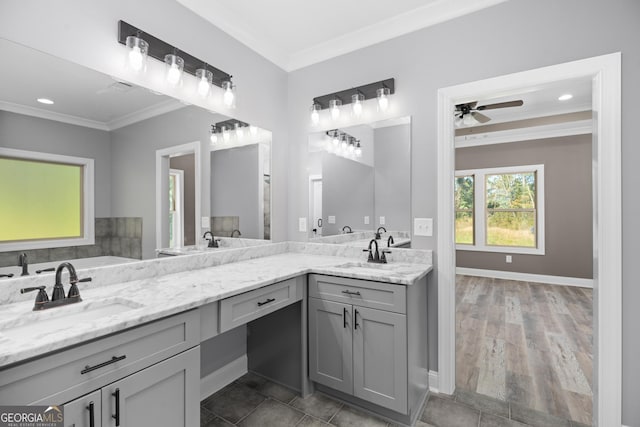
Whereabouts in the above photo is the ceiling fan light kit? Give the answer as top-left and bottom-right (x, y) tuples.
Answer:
(454, 99), (524, 128)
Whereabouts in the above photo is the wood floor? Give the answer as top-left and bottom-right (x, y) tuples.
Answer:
(456, 275), (593, 425)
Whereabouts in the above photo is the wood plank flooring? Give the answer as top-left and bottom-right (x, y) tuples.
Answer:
(456, 275), (593, 425)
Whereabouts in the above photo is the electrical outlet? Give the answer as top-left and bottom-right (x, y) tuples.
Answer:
(328, 216), (336, 224)
(414, 218), (433, 236)
(298, 217), (307, 232)
(506, 255), (512, 263)
(364, 216), (370, 225)
(201, 216), (210, 228)
(379, 216), (386, 225)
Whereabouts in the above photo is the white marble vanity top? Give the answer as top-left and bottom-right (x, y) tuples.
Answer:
(0, 242), (431, 369)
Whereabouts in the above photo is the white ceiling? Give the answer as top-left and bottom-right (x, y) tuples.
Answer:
(0, 38), (186, 131)
(176, 0), (509, 71)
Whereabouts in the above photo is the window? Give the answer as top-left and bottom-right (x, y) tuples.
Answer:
(454, 175), (474, 245)
(455, 164), (544, 255)
(0, 148), (94, 251)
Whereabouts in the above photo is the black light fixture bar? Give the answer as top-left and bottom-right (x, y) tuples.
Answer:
(313, 78), (395, 110)
(118, 20), (232, 87)
(215, 118), (249, 130)
(326, 129), (357, 141)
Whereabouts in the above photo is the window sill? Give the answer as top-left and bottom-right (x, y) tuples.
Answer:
(456, 244), (545, 256)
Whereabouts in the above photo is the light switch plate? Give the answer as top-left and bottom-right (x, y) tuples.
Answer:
(328, 216), (336, 224)
(201, 216), (210, 228)
(299, 217), (307, 232)
(364, 216), (370, 225)
(414, 218), (433, 236)
(379, 216), (386, 225)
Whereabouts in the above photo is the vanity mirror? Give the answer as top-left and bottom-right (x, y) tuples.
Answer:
(0, 38), (271, 274)
(307, 116), (411, 246)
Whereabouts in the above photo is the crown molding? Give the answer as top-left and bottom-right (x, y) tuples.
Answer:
(107, 99), (185, 130)
(0, 100), (110, 131)
(178, 0), (509, 72)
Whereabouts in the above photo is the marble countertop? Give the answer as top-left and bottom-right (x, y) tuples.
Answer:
(0, 250), (431, 369)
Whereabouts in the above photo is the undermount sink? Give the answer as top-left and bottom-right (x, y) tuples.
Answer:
(333, 262), (399, 271)
(0, 297), (144, 341)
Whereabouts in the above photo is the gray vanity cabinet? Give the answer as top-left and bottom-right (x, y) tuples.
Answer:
(308, 274), (411, 414)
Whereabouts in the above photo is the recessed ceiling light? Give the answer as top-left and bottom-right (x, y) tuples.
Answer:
(558, 94), (573, 101)
(37, 98), (54, 105)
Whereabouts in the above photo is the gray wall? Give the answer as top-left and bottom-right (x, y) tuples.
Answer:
(211, 145), (260, 239)
(322, 153), (374, 235)
(456, 135), (592, 279)
(374, 124), (411, 232)
(170, 153), (196, 246)
(285, 1), (640, 423)
(0, 111), (112, 217)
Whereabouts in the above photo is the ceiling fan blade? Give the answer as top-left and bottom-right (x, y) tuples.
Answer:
(477, 100), (523, 110)
(472, 112), (491, 123)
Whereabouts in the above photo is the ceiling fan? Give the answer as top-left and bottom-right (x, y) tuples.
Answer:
(454, 100), (524, 127)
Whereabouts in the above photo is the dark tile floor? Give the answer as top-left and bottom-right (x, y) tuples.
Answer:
(200, 373), (588, 427)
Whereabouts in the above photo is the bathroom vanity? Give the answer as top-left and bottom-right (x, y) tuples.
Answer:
(0, 243), (431, 427)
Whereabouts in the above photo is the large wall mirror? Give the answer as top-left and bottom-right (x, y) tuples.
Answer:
(307, 116), (411, 246)
(0, 38), (271, 274)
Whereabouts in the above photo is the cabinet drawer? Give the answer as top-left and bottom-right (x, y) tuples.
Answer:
(0, 310), (199, 405)
(219, 278), (302, 332)
(309, 274), (406, 314)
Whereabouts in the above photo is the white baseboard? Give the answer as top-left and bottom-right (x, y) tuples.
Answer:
(456, 267), (593, 288)
(428, 370), (439, 393)
(200, 355), (248, 400)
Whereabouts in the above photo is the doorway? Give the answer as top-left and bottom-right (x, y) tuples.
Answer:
(156, 141), (201, 250)
(309, 175), (323, 237)
(436, 53), (622, 426)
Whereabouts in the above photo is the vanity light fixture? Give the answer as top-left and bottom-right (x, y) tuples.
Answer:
(351, 92), (364, 117)
(117, 21), (235, 98)
(310, 103), (321, 125)
(196, 67), (213, 97)
(329, 98), (342, 120)
(325, 129), (361, 159)
(310, 78), (394, 124)
(125, 33), (148, 72)
(377, 86), (390, 111)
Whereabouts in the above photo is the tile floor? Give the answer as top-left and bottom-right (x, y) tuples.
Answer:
(201, 372), (587, 427)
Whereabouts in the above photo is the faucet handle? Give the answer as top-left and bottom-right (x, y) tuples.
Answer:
(36, 267), (55, 274)
(381, 249), (392, 263)
(68, 277), (91, 299)
(20, 286), (50, 305)
(362, 248), (374, 262)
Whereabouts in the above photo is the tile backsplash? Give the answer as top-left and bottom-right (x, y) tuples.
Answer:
(0, 217), (142, 268)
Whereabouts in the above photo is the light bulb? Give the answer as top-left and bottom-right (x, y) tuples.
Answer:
(310, 103), (320, 125)
(222, 126), (230, 142)
(348, 144), (355, 153)
(235, 123), (244, 139)
(210, 132), (218, 144)
(355, 144), (362, 157)
(250, 125), (258, 136)
(332, 134), (340, 146)
(129, 47), (143, 71)
(164, 54), (184, 87)
(223, 80), (235, 108)
(463, 114), (477, 126)
(352, 93), (364, 117)
(377, 87), (390, 111)
(329, 99), (341, 120)
(341, 137), (347, 150)
(196, 69), (213, 97)
(167, 65), (181, 85)
(198, 79), (209, 97)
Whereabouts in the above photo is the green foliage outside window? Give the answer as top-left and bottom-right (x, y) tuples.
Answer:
(455, 175), (474, 244)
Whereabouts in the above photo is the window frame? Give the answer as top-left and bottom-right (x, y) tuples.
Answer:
(455, 164), (545, 255)
(0, 147), (95, 251)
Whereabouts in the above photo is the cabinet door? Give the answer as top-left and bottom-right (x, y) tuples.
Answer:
(353, 306), (408, 414)
(308, 297), (353, 395)
(64, 390), (101, 427)
(102, 347), (199, 427)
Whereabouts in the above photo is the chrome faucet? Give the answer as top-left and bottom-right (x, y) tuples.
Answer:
(203, 231), (219, 248)
(387, 235), (395, 247)
(231, 229), (241, 238)
(363, 239), (391, 264)
(375, 226), (387, 240)
(19, 253), (29, 276)
(342, 225), (353, 234)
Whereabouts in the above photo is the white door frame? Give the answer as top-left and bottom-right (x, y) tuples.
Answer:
(436, 53), (621, 426)
(155, 141), (202, 250)
(169, 168), (185, 248)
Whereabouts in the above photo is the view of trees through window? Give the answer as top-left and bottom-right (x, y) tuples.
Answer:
(454, 175), (474, 244)
(486, 172), (536, 247)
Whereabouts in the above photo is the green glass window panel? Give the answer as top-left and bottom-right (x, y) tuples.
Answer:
(454, 175), (474, 210)
(486, 211), (536, 247)
(0, 157), (82, 242)
(455, 211), (474, 245)
(486, 172), (536, 209)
